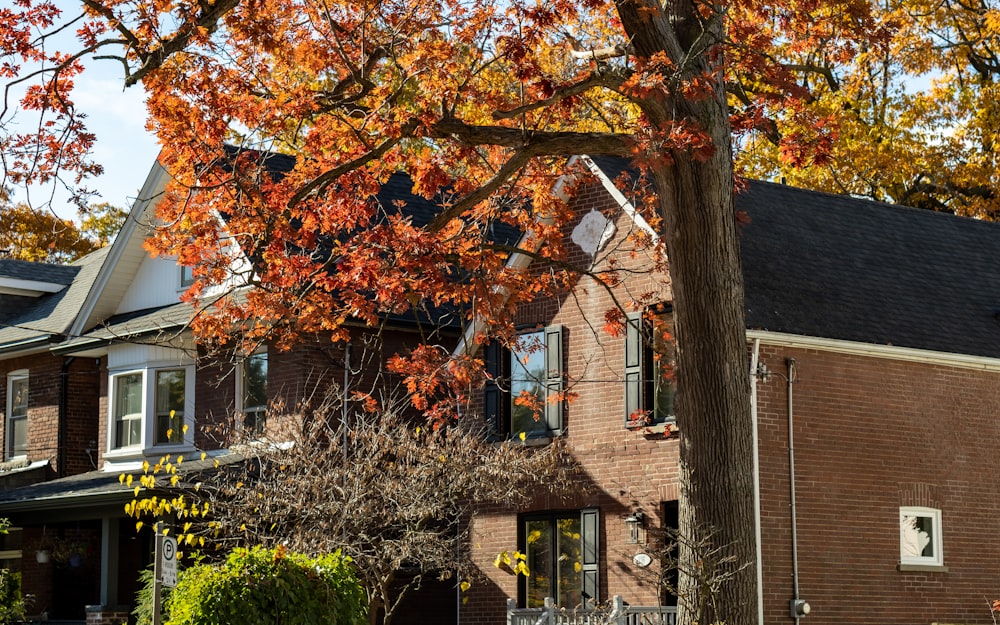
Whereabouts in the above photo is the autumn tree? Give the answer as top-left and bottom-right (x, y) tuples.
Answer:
(737, 0), (1000, 217)
(1, 2), (885, 623)
(0, 199), (126, 262)
(125, 396), (581, 625)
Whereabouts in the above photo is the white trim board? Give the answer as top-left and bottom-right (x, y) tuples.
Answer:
(747, 330), (1000, 372)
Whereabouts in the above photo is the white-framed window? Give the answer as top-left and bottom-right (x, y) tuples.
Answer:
(180, 265), (195, 288)
(154, 369), (186, 444)
(109, 363), (194, 453)
(899, 506), (943, 567)
(238, 351), (268, 432)
(113, 372), (144, 449)
(6, 371), (28, 459)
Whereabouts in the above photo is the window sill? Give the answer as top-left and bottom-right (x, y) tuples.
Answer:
(898, 563), (948, 573)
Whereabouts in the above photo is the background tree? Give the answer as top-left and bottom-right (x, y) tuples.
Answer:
(125, 396), (581, 625)
(0, 199), (126, 262)
(2, 2), (885, 623)
(737, 0), (1000, 217)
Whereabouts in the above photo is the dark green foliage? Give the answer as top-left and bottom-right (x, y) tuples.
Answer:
(163, 547), (365, 625)
(0, 570), (28, 625)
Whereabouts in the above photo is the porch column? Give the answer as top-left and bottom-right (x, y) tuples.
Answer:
(99, 516), (119, 606)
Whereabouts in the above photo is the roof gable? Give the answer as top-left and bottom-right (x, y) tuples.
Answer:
(585, 157), (1000, 360)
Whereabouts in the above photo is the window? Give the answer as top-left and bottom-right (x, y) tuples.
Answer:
(109, 363), (193, 453)
(6, 371), (28, 458)
(180, 265), (195, 288)
(240, 352), (268, 432)
(520, 509), (599, 609)
(484, 326), (564, 439)
(155, 370), (185, 444)
(113, 373), (143, 448)
(624, 311), (675, 428)
(899, 506), (943, 567)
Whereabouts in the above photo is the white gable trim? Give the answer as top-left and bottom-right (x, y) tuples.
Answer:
(747, 329), (1000, 372)
(69, 160), (169, 337)
(0, 278), (65, 296)
(579, 155), (660, 244)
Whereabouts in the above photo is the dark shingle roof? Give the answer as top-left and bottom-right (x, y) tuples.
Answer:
(0, 247), (109, 352)
(587, 156), (1000, 359)
(0, 259), (79, 284)
(739, 181), (1000, 358)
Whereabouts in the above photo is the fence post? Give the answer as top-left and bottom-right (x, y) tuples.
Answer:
(507, 597), (516, 625)
(613, 595), (625, 625)
(544, 597), (555, 625)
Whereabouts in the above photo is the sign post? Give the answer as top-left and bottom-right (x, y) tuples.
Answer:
(152, 524), (178, 625)
(161, 534), (178, 587)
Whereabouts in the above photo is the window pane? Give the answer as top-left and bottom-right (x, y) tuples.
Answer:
(243, 353), (268, 410)
(10, 377), (27, 418)
(555, 517), (583, 608)
(901, 514), (934, 558)
(524, 519), (552, 608)
(115, 374), (143, 418)
(9, 416), (26, 455)
(156, 370), (185, 443)
(511, 331), (547, 437)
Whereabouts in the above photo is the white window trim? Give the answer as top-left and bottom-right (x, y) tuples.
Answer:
(106, 362), (196, 458)
(899, 506), (943, 567)
(6, 370), (28, 460)
(235, 350), (268, 431)
(179, 264), (195, 290)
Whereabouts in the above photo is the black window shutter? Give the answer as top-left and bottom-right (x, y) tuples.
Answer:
(580, 507), (600, 608)
(483, 339), (505, 438)
(544, 325), (563, 432)
(624, 313), (645, 427)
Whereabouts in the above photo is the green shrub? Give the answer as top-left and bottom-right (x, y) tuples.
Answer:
(0, 569), (29, 625)
(163, 546), (365, 625)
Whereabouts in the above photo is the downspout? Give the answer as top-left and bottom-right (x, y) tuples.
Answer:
(749, 340), (763, 625)
(787, 358), (802, 622)
(57, 356), (75, 478)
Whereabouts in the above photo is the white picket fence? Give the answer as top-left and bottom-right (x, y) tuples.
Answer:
(506, 596), (677, 625)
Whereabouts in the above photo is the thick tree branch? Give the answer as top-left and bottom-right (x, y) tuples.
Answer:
(429, 118), (632, 155)
(428, 151), (533, 231)
(492, 72), (627, 121)
(287, 118), (421, 208)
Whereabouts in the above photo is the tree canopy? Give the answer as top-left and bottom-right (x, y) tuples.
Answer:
(1, 1), (893, 623)
(737, 0), (1000, 217)
(0, 200), (126, 262)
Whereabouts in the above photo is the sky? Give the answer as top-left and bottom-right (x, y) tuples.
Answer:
(5, 32), (161, 220)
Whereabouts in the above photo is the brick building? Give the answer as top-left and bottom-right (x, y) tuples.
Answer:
(2, 151), (999, 625)
(458, 156), (1000, 625)
(0, 157), (463, 624)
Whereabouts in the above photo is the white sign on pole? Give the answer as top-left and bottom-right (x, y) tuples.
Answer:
(161, 535), (178, 587)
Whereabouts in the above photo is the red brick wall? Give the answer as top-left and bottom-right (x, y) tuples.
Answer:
(462, 177), (679, 625)
(0, 353), (100, 476)
(756, 344), (1000, 625)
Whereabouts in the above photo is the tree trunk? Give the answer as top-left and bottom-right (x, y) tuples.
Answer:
(614, 0), (758, 623)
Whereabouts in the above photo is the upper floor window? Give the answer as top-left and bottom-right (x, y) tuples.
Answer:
(240, 352), (268, 432)
(624, 310), (675, 428)
(899, 506), (943, 567)
(6, 371), (28, 459)
(109, 364), (193, 453)
(114, 372), (144, 448)
(484, 326), (564, 440)
(180, 265), (195, 288)
(519, 508), (599, 609)
(155, 370), (185, 444)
